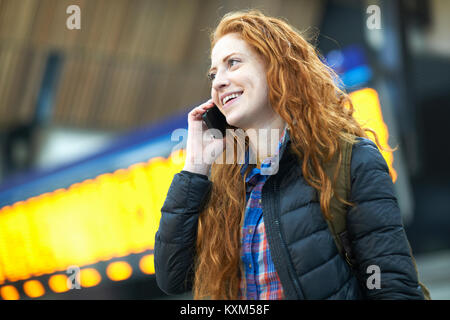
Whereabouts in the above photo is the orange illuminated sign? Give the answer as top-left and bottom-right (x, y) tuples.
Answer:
(349, 88), (397, 182)
(0, 150), (185, 287)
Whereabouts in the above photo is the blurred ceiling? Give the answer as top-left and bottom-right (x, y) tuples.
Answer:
(0, 0), (324, 131)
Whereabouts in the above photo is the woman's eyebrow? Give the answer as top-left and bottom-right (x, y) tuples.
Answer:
(209, 52), (239, 73)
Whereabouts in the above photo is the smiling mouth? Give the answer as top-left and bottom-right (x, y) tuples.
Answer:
(222, 92), (243, 107)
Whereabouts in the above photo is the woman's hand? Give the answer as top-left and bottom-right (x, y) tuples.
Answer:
(183, 99), (227, 176)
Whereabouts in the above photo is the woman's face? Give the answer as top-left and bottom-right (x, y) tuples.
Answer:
(209, 33), (276, 130)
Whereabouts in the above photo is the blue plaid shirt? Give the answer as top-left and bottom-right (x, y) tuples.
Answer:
(238, 125), (289, 300)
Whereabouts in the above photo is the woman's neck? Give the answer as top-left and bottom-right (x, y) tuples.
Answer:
(245, 116), (287, 167)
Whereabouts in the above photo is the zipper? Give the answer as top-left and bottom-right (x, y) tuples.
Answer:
(270, 179), (303, 299)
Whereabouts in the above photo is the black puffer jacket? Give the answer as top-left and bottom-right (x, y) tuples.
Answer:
(154, 133), (425, 300)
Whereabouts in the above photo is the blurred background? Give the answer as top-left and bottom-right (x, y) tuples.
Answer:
(0, 0), (449, 300)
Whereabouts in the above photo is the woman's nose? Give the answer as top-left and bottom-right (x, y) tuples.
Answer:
(212, 73), (230, 91)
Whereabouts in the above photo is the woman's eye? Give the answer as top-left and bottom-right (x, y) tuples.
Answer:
(207, 73), (216, 81)
(228, 59), (239, 67)
(207, 59), (239, 82)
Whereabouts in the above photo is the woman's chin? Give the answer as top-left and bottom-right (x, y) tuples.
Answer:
(226, 119), (244, 131)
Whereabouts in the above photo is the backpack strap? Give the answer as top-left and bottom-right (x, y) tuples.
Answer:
(323, 137), (356, 267)
(324, 137), (431, 299)
(407, 241), (432, 300)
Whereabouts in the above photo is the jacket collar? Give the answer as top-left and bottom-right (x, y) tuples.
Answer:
(239, 124), (292, 177)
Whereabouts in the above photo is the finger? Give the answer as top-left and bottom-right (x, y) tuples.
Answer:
(191, 105), (206, 115)
(191, 105), (207, 116)
(198, 99), (214, 110)
(203, 100), (215, 109)
(188, 100), (215, 122)
(191, 109), (206, 121)
(195, 104), (212, 117)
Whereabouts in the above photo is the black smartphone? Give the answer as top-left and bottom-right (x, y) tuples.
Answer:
(202, 104), (230, 138)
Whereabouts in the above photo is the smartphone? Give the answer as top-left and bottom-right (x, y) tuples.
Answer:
(202, 104), (230, 138)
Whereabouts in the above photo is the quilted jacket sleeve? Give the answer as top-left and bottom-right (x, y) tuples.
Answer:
(347, 138), (425, 299)
(154, 170), (212, 295)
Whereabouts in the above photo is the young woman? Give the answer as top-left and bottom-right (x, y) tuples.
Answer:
(154, 10), (425, 300)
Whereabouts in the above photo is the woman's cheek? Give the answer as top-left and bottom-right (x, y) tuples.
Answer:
(210, 89), (218, 105)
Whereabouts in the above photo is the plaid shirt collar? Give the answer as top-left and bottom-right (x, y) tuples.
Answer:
(240, 124), (291, 179)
